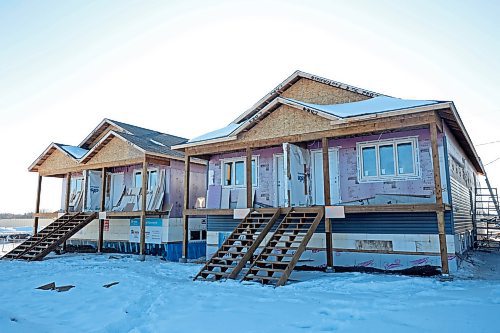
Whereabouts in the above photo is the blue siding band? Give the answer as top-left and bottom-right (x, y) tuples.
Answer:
(65, 240), (206, 261)
(207, 211), (453, 235)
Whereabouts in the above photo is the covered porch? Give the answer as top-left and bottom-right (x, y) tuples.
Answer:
(31, 153), (172, 257)
(180, 109), (451, 273)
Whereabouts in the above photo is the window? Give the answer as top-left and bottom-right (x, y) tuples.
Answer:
(71, 178), (83, 193)
(134, 169), (159, 189)
(189, 230), (207, 241)
(358, 137), (419, 182)
(221, 157), (258, 187)
(148, 170), (158, 189)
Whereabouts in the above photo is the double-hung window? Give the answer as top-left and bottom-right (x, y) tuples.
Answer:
(358, 137), (419, 182)
(134, 169), (159, 189)
(222, 157), (258, 187)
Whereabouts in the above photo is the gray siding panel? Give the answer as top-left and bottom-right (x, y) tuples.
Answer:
(450, 177), (473, 234)
(207, 211), (453, 235)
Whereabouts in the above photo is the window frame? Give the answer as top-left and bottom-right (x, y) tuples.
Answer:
(133, 168), (160, 190)
(357, 137), (420, 182)
(220, 156), (259, 188)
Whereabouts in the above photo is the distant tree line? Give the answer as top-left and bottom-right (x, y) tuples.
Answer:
(0, 212), (34, 219)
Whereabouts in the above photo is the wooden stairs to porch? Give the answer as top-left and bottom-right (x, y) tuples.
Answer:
(242, 207), (324, 287)
(194, 208), (282, 281)
(2, 212), (97, 261)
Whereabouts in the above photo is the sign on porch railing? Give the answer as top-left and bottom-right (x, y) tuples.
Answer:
(129, 218), (163, 244)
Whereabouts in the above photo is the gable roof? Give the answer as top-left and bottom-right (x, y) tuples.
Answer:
(29, 143), (84, 172)
(233, 70), (384, 124)
(173, 71), (484, 174)
(183, 96), (449, 146)
(30, 119), (190, 172)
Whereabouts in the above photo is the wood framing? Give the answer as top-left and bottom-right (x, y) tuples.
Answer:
(430, 120), (449, 275)
(184, 204), (450, 217)
(64, 173), (71, 213)
(98, 167), (106, 253)
(139, 159), (148, 259)
(33, 174), (42, 236)
(185, 112), (436, 156)
(182, 155), (191, 260)
(246, 147), (252, 208)
(322, 138), (333, 268)
(38, 157), (145, 177)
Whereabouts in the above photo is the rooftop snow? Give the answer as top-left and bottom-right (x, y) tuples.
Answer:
(187, 96), (444, 145)
(59, 145), (89, 159)
(188, 122), (241, 143)
(287, 96), (443, 118)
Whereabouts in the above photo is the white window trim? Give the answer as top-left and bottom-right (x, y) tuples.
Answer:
(357, 136), (420, 182)
(134, 167), (159, 189)
(310, 148), (341, 204)
(220, 155), (259, 188)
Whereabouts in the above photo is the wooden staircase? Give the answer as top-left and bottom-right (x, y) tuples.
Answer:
(3, 212), (97, 261)
(194, 208), (282, 281)
(242, 207), (324, 287)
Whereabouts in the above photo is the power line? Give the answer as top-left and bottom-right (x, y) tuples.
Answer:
(485, 156), (500, 166)
(477, 140), (500, 146)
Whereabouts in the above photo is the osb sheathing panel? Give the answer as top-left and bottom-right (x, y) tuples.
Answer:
(37, 149), (78, 173)
(281, 78), (369, 105)
(87, 125), (120, 149)
(85, 136), (143, 166)
(239, 105), (332, 142)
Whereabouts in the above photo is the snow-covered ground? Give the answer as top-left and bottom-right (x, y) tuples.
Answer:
(1, 252), (499, 333)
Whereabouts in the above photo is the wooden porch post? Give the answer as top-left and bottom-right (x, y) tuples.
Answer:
(64, 173), (72, 213)
(98, 167), (106, 253)
(246, 147), (253, 208)
(181, 154), (191, 262)
(322, 138), (334, 270)
(33, 174), (42, 236)
(430, 121), (450, 275)
(139, 159), (148, 261)
(63, 172), (72, 252)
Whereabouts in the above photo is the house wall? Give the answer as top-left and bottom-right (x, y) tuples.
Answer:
(169, 160), (207, 218)
(443, 122), (478, 253)
(37, 149), (78, 175)
(85, 136), (143, 166)
(280, 78), (369, 105)
(327, 128), (448, 204)
(60, 161), (206, 217)
(208, 146), (283, 207)
(239, 105), (333, 142)
(206, 212), (458, 272)
(68, 217), (206, 261)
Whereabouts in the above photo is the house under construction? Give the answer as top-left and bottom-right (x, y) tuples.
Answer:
(173, 70), (499, 286)
(3, 119), (207, 261)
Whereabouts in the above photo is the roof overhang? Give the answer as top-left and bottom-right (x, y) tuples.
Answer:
(438, 103), (485, 174)
(78, 118), (132, 150)
(28, 143), (80, 172)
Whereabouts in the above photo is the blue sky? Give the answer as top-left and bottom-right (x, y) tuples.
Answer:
(0, 0), (499, 212)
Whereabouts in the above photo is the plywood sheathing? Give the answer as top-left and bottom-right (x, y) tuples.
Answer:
(280, 78), (369, 105)
(37, 149), (79, 173)
(85, 136), (143, 166)
(240, 105), (332, 142)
